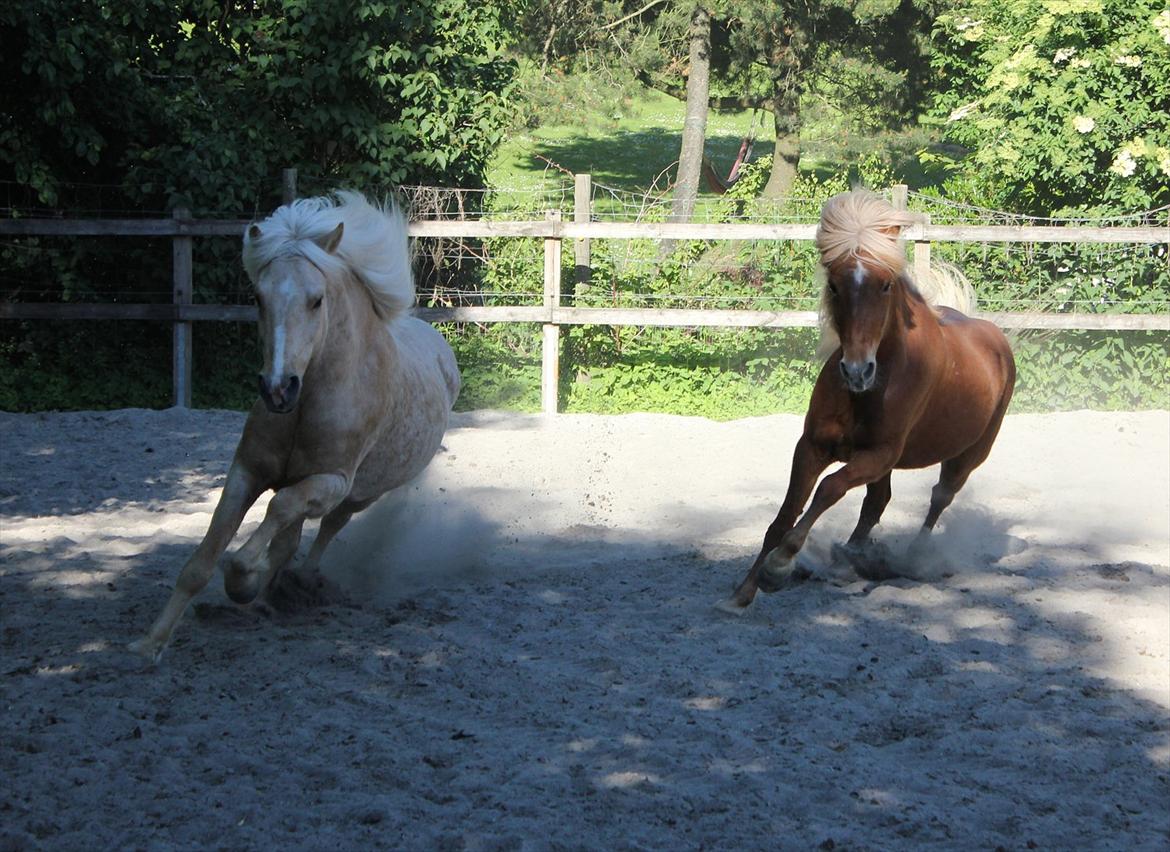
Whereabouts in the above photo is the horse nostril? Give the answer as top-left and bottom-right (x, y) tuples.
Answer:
(839, 361), (850, 380)
(863, 360), (876, 381)
(286, 375), (300, 395)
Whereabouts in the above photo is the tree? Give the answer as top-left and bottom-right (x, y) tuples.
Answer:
(670, 5), (711, 221)
(600, 1), (937, 198)
(0, 0), (519, 213)
(929, 0), (1170, 213)
(718, 0), (937, 198)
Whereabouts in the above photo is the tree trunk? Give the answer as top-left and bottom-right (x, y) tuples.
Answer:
(761, 80), (800, 199)
(669, 5), (711, 223)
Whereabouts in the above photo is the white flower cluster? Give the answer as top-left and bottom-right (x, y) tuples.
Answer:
(1155, 10), (1170, 45)
(1053, 47), (1077, 63)
(1110, 149), (1137, 177)
(1114, 54), (1143, 67)
(1108, 139), (1170, 178)
(955, 16), (985, 41)
(1158, 148), (1170, 178)
(948, 101), (979, 122)
(1072, 115), (1095, 133)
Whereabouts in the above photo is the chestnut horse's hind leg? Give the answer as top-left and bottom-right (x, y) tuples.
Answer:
(834, 471), (901, 581)
(129, 462), (264, 663)
(847, 472), (892, 544)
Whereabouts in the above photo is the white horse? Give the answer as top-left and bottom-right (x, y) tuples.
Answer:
(130, 191), (460, 662)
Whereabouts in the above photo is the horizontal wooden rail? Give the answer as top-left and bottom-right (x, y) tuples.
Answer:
(3, 178), (1166, 411)
(5, 301), (1167, 331)
(3, 218), (1167, 245)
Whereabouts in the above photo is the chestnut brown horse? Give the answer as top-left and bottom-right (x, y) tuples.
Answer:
(724, 190), (1015, 611)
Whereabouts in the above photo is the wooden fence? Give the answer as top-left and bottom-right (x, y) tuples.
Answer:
(1, 180), (1167, 412)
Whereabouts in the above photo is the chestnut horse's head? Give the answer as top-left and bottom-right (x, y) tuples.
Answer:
(823, 258), (906, 393)
(815, 191), (920, 393)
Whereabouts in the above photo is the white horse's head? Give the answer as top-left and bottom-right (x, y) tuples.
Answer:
(242, 191), (414, 414)
(244, 220), (343, 413)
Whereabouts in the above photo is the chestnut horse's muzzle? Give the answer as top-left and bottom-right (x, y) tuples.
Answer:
(259, 374), (301, 413)
(839, 357), (877, 393)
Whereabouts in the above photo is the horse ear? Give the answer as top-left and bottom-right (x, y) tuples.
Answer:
(247, 224), (262, 241)
(319, 222), (344, 254)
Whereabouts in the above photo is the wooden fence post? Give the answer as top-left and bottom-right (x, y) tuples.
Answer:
(914, 213), (933, 282)
(892, 183), (932, 280)
(542, 209), (563, 415)
(282, 168), (298, 205)
(172, 207), (193, 408)
(573, 173), (592, 295)
(891, 183), (908, 211)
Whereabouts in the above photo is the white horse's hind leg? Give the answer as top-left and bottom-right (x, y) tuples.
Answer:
(255, 519), (304, 595)
(129, 462), (263, 663)
(224, 472), (349, 605)
(266, 503), (358, 609)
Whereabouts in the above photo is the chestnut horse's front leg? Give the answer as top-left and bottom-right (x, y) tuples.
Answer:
(129, 461), (265, 663)
(755, 446), (900, 591)
(222, 472), (351, 605)
(722, 436), (832, 611)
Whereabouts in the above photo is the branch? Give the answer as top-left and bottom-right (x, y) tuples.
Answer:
(602, 0), (671, 31)
(636, 71), (771, 112)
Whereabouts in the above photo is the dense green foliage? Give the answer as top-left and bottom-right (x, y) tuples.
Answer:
(928, 0), (1170, 213)
(1, 0), (517, 210)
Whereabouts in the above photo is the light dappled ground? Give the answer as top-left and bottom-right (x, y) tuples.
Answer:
(1, 407), (1167, 850)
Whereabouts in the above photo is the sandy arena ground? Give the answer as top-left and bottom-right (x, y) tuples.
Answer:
(1, 407), (1168, 850)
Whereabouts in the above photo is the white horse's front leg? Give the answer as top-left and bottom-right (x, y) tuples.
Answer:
(223, 473), (349, 605)
(129, 462), (264, 663)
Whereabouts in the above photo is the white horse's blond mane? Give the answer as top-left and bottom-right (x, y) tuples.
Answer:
(243, 190), (413, 320)
(814, 190), (976, 360)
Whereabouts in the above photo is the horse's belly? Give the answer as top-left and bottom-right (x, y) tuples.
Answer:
(896, 348), (1010, 469)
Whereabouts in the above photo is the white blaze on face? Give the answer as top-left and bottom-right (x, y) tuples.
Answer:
(853, 259), (867, 294)
(267, 276), (296, 385)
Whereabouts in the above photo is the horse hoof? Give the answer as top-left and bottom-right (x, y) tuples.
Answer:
(834, 541), (900, 581)
(714, 597), (753, 616)
(128, 636), (164, 665)
(757, 550), (813, 593)
(263, 570), (330, 613)
(224, 557), (263, 605)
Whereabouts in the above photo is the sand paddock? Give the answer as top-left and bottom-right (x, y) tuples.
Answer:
(1, 407), (1167, 850)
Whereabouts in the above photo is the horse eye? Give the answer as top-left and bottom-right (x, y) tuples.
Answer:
(311, 296), (323, 310)
(881, 282), (892, 294)
(828, 283), (838, 296)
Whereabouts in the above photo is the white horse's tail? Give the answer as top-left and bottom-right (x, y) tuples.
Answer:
(815, 260), (978, 362)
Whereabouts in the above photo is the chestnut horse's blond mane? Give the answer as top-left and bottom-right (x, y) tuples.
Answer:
(815, 190), (975, 359)
(815, 190), (919, 276)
